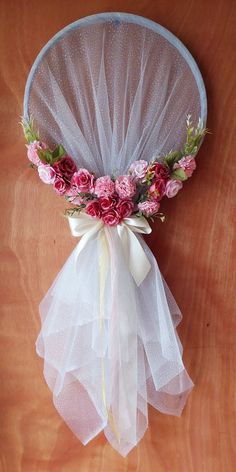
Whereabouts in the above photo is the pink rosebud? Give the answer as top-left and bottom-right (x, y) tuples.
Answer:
(129, 160), (148, 181)
(138, 200), (160, 216)
(150, 162), (170, 180)
(102, 209), (120, 226)
(148, 178), (166, 201)
(53, 175), (68, 195)
(26, 141), (47, 166)
(116, 199), (134, 219)
(94, 176), (115, 197)
(173, 155), (196, 178)
(165, 179), (183, 198)
(85, 201), (101, 218)
(99, 195), (118, 211)
(71, 169), (94, 193)
(38, 164), (56, 184)
(53, 156), (77, 181)
(115, 175), (136, 199)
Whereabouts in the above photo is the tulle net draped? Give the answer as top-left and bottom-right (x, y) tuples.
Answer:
(24, 13), (207, 456)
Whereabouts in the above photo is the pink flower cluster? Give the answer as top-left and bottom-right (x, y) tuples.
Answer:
(27, 140), (197, 225)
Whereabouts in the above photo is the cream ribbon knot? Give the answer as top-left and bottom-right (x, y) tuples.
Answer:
(68, 211), (152, 286)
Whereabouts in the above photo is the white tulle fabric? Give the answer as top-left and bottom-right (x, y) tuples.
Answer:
(24, 13), (207, 456)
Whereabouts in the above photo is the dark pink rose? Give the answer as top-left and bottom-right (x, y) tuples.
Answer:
(148, 178), (166, 201)
(116, 199), (134, 219)
(71, 169), (94, 193)
(150, 162), (170, 180)
(102, 209), (120, 226)
(99, 195), (118, 211)
(53, 156), (77, 181)
(53, 175), (68, 195)
(85, 201), (101, 218)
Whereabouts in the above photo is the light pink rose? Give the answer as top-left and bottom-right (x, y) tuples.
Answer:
(148, 178), (166, 201)
(71, 169), (94, 193)
(53, 156), (77, 181)
(26, 141), (47, 166)
(129, 160), (148, 181)
(53, 175), (68, 195)
(116, 199), (134, 219)
(173, 155), (196, 178)
(138, 200), (160, 216)
(102, 209), (120, 226)
(94, 176), (115, 197)
(99, 195), (118, 211)
(85, 201), (101, 218)
(165, 179), (183, 198)
(115, 175), (136, 199)
(38, 164), (56, 184)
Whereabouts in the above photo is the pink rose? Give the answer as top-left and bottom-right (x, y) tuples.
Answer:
(115, 175), (136, 199)
(129, 160), (148, 181)
(148, 178), (166, 201)
(165, 179), (183, 198)
(38, 164), (56, 184)
(99, 195), (118, 211)
(138, 200), (160, 216)
(53, 175), (68, 195)
(116, 199), (134, 219)
(102, 209), (120, 226)
(173, 155), (196, 178)
(53, 156), (77, 181)
(71, 169), (94, 193)
(26, 141), (47, 166)
(94, 176), (115, 197)
(85, 201), (101, 218)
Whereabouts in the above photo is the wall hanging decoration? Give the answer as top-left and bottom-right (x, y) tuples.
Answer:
(22, 13), (207, 456)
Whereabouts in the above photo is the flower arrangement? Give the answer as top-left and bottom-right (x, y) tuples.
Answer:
(22, 116), (207, 226)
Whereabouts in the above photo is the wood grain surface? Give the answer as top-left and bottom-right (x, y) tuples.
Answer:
(0, 0), (235, 471)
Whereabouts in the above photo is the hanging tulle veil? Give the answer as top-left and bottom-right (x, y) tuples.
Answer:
(24, 13), (207, 456)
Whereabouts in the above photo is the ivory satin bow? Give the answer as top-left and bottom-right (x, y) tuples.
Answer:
(68, 212), (152, 286)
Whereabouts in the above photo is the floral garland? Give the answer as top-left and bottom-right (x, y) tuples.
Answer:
(22, 116), (207, 226)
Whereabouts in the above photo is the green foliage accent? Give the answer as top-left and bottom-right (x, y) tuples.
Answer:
(171, 168), (188, 181)
(64, 206), (85, 217)
(52, 144), (66, 161)
(20, 117), (39, 143)
(162, 116), (208, 172)
(36, 149), (52, 164)
(163, 151), (182, 167)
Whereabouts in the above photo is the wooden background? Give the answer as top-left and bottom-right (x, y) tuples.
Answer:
(0, 0), (235, 471)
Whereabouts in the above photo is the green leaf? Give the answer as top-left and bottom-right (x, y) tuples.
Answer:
(37, 149), (53, 164)
(171, 168), (188, 181)
(20, 117), (39, 143)
(52, 144), (66, 161)
(164, 151), (182, 167)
